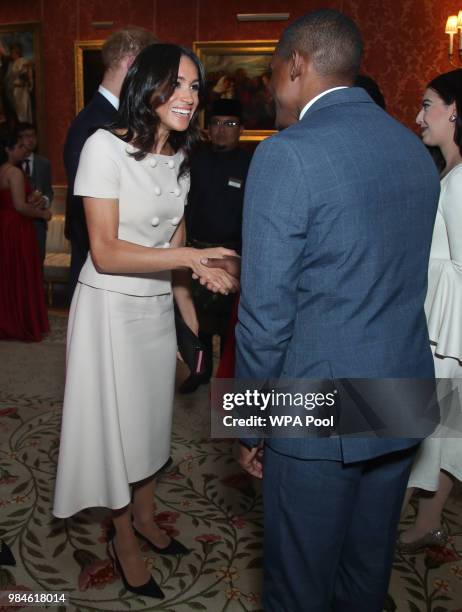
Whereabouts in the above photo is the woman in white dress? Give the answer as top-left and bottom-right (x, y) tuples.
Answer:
(53, 44), (238, 598)
(398, 69), (462, 552)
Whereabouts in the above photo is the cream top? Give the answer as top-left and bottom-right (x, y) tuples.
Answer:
(74, 129), (189, 296)
(425, 163), (462, 360)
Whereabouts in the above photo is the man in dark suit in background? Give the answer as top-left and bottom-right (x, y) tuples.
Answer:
(18, 121), (53, 263)
(181, 99), (252, 393)
(235, 10), (440, 612)
(64, 26), (156, 297)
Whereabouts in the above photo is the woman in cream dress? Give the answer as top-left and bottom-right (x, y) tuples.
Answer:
(53, 44), (238, 598)
(398, 69), (462, 552)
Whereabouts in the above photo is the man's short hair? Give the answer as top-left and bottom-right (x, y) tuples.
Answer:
(102, 27), (158, 71)
(276, 9), (363, 81)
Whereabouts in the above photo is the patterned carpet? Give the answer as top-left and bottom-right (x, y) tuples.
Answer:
(0, 314), (461, 612)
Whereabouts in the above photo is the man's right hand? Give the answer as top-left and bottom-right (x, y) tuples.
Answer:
(238, 443), (263, 479)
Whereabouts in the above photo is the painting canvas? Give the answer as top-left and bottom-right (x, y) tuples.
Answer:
(193, 41), (277, 142)
(0, 23), (42, 138)
(74, 41), (105, 113)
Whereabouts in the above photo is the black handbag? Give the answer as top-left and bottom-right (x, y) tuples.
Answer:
(174, 309), (206, 375)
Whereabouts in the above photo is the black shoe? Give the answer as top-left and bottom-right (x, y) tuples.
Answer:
(178, 373), (210, 394)
(107, 539), (164, 599)
(0, 540), (15, 566)
(133, 526), (190, 556)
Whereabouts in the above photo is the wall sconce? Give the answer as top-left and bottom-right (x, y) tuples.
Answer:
(236, 13), (290, 22)
(445, 11), (462, 59)
(91, 21), (114, 28)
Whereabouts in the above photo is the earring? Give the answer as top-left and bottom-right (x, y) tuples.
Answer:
(449, 113), (457, 122)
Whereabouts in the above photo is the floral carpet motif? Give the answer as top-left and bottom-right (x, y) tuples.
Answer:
(0, 314), (461, 611)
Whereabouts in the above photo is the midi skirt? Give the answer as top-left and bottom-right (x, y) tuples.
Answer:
(407, 345), (462, 491)
(53, 283), (177, 518)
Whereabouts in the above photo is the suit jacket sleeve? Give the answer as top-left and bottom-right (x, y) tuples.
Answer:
(64, 120), (90, 192)
(39, 157), (53, 203)
(235, 136), (308, 381)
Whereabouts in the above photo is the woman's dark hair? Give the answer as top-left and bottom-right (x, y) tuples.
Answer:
(109, 43), (205, 177)
(354, 74), (386, 109)
(428, 69), (462, 157)
(0, 131), (22, 165)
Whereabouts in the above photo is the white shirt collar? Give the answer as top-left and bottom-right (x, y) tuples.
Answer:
(98, 85), (119, 110)
(299, 86), (348, 120)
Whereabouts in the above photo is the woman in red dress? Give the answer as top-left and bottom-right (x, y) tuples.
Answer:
(0, 132), (51, 341)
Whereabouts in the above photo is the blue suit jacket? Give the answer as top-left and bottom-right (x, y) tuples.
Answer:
(235, 87), (441, 463)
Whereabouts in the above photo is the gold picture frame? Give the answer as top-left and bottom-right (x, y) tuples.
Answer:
(193, 40), (277, 142)
(0, 22), (43, 145)
(74, 40), (104, 114)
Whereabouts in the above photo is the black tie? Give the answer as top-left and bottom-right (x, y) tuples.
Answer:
(24, 158), (31, 177)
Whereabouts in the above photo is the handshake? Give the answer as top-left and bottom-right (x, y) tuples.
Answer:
(192, 252), (241, 295)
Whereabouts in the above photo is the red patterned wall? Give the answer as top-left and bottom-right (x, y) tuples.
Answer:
(0, 0), (460, 184)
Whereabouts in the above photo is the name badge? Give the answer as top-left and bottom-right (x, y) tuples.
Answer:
(228, 177), (242, 189)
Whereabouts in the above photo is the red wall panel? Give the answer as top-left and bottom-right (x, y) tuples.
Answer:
(0, 0), (41, 24)
(41, 0), (78, 179)
(78, 0), (155, 39)
(155, 0), (198, 47)
(0, 0), (460, 184)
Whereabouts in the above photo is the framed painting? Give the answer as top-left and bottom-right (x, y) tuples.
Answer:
(74, 40), (104, 114)
(193, 40), (277, 142)
(0, 23), (43, 141)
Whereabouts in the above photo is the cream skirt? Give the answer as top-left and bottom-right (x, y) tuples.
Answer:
(53, 283), (176, 518)
(408, 345), (462, 491)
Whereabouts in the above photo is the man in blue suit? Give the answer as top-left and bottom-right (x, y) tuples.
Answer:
(235, 10), (440, 612)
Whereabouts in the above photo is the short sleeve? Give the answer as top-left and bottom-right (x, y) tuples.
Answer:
(74, 129), (120, 199)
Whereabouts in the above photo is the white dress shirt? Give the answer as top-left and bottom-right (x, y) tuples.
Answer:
(299, 86), (348, 120)
(98, 85), (119, 110)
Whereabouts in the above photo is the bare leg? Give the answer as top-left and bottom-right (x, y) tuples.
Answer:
(399, 471), (455, 543)
(132, 476), (170, 548)
(111, 505), (150, 586)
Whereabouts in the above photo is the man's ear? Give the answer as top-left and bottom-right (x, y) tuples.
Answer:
(290, 49), (304, 81)
(122, 54), (136, 71)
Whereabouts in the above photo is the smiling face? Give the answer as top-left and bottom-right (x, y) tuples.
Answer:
(155, 55), (199, 136)
(416, 88), (455, 148)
